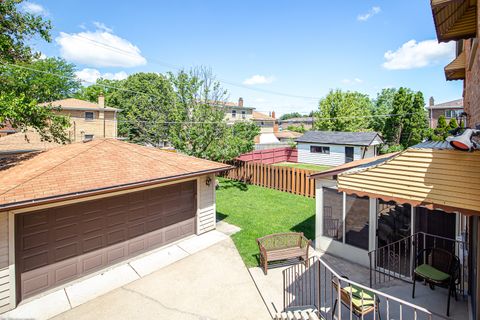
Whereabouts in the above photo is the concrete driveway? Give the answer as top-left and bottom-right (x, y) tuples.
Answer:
(53, 238), (270, 320)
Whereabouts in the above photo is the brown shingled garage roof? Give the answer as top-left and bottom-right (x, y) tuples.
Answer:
(0, 139), (231, 209)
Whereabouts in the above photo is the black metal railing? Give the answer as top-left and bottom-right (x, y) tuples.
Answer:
(368, 231), (468, 297)
(282, 256), (438, 319)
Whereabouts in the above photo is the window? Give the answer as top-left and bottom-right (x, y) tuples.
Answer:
(232, 110), (237, 118)
(445, 109), (462, 118)
(85, 112), (94, 121)
(322, 188), (343, 242)
(84, 134), (94, 140)
(345, 194), (370, 250)
(242, 111), (246, 119)
(345, 147), (354, 163)
(310, 146), (330, 154)
(260, 121), (265, 126)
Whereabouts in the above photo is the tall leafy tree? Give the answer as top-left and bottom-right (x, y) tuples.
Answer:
(280, 112), (303, 120)
(384, 88), (429, 148)
(370, 88), (396, 136)
(168, 68), (259, 161)
(0, 0), (72, 143)
(74, 78), (120, 103)
(314, 89), (372, 132)
(108, 73), (176, 146)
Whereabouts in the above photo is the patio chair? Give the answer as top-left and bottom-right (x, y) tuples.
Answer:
(412, 247), (460, 317)
(332, 276), (381, 320)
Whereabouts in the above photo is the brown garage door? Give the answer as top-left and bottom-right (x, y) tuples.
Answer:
(15, 181), (196, 300)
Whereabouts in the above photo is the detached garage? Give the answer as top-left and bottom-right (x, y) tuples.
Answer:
(0, 139), (230, 312)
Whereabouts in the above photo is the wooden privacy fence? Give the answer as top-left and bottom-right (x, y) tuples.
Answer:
(224, 161), (316, 198)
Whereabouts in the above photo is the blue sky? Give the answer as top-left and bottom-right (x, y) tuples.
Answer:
(28, 0), (462, 116)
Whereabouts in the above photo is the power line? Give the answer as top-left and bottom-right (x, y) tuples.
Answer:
(72, 34), (322, 100)
(1, 62), (426, 123)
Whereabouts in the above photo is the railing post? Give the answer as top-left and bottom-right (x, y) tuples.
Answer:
(369, 251), (373, 288)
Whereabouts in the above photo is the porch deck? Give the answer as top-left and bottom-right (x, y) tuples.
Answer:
(249, 249), (469, 319)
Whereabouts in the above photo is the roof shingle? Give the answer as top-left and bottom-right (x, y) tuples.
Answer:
(296, 131), (383, 146)
(0, 139), (230, 208)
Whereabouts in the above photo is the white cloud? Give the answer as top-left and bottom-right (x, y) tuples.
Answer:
(342, 78), (363, 85)
(92, 21), (113, 33)
(383, 39), (455, 70)
(243, 75), (275, 85)
(22, 2), (47, 15)
(358, 6), (381, 22)
(56, 23), (147, 68)
(75, 68), (128, 83)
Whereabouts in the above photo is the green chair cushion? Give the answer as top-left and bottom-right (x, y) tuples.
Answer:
(414, 264), (450, 282)
(342, 285), (376, 309)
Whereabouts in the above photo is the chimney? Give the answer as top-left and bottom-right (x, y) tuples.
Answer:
(271, 111), (276, 119)
(238, 97), (244, 107)
(429, 96), (435, 107)
(98, 93), (105, 108)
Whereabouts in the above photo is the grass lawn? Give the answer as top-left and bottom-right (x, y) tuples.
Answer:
(273, 162), (332, 172)
(216, 177), (315, 267)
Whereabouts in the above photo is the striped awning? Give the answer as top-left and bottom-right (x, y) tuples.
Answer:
(431, 0), (477, 42)
(445, 50), (466, 80)
(337, 144), (480, 215)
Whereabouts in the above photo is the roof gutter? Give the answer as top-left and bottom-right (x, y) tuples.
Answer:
(0, 166), (232, 211)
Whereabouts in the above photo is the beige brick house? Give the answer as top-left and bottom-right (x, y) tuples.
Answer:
(40, 95), (120, 142)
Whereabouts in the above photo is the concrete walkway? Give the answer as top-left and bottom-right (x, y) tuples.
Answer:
(51, 237), (269, 320)
(3, 230), (269, 320)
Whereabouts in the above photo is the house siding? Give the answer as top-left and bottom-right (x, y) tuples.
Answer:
(0, 213), (10, 313)
(57, 109), (117, 142)
(197, 174), (216, 234)
(298, 143), (374, 166)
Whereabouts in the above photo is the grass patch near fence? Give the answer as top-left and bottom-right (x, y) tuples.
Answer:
(273, 162), (332, 172)
(216, 177), (315, 267)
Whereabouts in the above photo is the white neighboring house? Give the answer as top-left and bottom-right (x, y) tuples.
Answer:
(296, 131), (383, 166)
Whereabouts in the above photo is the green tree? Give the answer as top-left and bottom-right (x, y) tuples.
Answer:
(433, 115), (448, 140)
(384, 88), (429, 148)
(370, 88), (396, 135)
(0, 0), (72, 143)
(280, 112), (302, 120)
(168, 68), (259, 161)
(108, 73), (176, 145)
(0, 0), (51, 63)
(447, 118), (459, 132)
(287, 124), (306, 133)
(74, 78), (120, 103)
(314, 89), (372, 132)
(0, 57), (80, 103)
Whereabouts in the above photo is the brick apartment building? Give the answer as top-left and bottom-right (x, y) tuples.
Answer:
(434, 0), (480, 128)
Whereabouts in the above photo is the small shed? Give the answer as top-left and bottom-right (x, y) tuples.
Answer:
(295, 131), (383, 166)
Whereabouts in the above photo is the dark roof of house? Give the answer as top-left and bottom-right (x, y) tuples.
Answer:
(296, 131), (383, 146)
(427, 99), (463, 109)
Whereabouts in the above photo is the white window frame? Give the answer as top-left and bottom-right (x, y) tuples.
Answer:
(231, 110), (237, 118)
(84, 134), (94, 140)
(241, 111), (246, 119)
(310, 146), (330, 154)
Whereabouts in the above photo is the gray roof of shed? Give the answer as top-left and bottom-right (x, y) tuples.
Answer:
(296, 131), (383, 146)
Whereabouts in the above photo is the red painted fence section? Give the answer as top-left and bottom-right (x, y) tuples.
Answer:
(236, 147), (298, 164)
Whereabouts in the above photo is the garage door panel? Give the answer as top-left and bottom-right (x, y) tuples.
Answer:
(82, 234), (104, 253)
(53, 242), (79, 262)
(22, 250), (49, 272)
(22, 231), (48, 251)
(106, 228), (127, 245)
(53, 223), (78, 242)
(16, 180), (196, 300)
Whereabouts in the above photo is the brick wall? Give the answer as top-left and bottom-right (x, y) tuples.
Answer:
(463, 9), (480, 128)
(57, 109), (117, 141)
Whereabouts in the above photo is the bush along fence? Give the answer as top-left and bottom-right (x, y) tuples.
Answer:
(223, 161), (316, 198)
